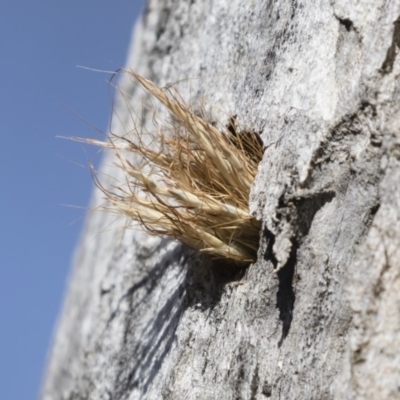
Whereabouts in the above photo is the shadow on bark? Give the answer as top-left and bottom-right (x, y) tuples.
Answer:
(264, 190), (335, 346)
(112, 242), (190, 397)
(112, 243), (246, 398)
(185, 254), (247, 311)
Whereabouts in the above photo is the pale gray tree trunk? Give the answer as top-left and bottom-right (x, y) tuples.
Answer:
(42, 1), (400, 399)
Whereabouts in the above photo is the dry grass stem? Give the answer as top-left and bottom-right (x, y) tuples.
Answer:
(77, 70), (263, 263)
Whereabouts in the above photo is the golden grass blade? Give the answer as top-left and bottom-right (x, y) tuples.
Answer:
(78, 70), (263, 264)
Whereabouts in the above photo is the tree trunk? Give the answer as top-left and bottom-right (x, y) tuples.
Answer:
(42, 1), (400, 399)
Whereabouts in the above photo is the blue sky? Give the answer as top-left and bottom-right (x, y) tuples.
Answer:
(0, 1), (144, 398)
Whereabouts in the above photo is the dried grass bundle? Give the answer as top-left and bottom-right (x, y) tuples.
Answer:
(78, 70), (263, 263)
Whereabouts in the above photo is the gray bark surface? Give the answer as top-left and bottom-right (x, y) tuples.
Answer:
(42, 1), (400, 399)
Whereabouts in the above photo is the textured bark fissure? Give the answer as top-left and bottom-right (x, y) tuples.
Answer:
(335, 16), (355, 33)
(276, 240), (296, 346)
(381, 16), (400, 74)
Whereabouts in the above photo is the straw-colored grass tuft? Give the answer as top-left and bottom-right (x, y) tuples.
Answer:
(77, 70), (263, 263)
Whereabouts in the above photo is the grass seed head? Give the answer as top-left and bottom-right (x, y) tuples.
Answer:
(79, 70), (263, 264)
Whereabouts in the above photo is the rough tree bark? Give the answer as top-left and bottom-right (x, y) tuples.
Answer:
(42, 1), (400, 399)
